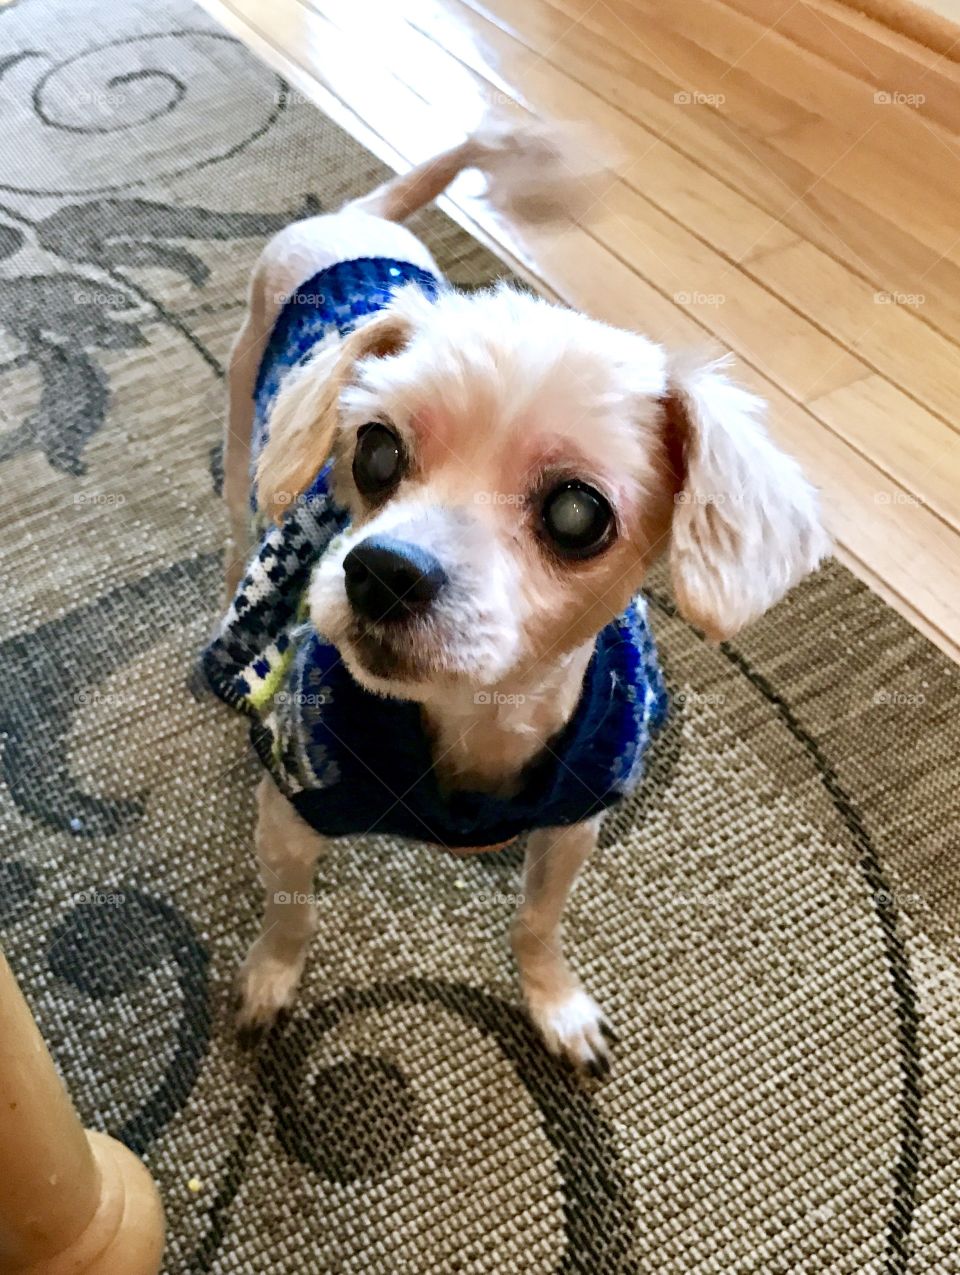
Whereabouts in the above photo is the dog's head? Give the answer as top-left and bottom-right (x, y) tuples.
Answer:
(257, 283), (828, 700)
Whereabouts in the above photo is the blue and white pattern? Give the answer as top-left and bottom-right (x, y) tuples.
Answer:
(252, 255), (441, 474)
(202, 256), (668, 850)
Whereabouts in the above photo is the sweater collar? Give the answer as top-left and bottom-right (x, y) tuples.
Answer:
(203, 475), (667, 849)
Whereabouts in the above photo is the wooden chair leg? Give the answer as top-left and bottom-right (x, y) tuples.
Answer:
(0, 950), (165, 1274)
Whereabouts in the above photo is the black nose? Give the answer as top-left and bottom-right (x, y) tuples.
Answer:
(343, 536), (447, 624)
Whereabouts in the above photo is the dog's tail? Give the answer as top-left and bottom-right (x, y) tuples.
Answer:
(346, 114), (609, 226)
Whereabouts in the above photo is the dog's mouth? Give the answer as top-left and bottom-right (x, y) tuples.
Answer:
(345, 619), (475, 694)
(347, 624), (424, 682)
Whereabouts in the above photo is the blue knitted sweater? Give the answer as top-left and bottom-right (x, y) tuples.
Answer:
(202, 257), (668, 851)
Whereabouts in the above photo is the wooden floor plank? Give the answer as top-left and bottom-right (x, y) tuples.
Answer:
(437, 0), (960, 338)
(307, 0), (960, 520)
(589, 184), (960, 530)
(469, 0), (960, 255)
(199, 0), (960, 661)
(539, 0), (960, 260)
(615, 0), (960, 177)
(748, 239), (960, 427)
(710, 0), (960, 133)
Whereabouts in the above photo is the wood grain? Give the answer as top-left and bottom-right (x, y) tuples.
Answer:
(199, 0), (960, 662)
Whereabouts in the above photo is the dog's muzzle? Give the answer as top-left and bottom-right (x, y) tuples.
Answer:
(343, 535), (447, 625)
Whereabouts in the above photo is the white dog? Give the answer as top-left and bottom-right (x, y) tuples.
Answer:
(208, 119), (828, 1074)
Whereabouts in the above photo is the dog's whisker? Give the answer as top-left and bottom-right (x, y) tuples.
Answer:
(208, 114), (827, 1058)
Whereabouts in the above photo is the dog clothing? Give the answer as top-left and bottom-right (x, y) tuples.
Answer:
(202, 256), (668, 851)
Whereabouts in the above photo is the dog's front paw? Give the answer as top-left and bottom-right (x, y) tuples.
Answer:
(525, 985), (614, 1077)
(234, 943), (304, 1036)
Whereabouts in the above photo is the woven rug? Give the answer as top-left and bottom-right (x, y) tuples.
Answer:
(1, 1), (958, 1271)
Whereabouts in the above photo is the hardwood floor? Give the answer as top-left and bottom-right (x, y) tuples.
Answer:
(200, 0), (960, 662)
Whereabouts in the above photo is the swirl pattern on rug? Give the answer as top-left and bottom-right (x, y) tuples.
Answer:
(0, 2), (958, 1272)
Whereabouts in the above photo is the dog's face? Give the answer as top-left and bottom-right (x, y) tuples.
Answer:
(258, 284), (828, 701)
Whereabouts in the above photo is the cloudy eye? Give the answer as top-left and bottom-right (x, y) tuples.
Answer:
(540, 480), (615, 559)
(353, 423), (404, 496)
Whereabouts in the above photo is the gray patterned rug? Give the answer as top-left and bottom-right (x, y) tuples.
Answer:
(1, 1), (958, 1271)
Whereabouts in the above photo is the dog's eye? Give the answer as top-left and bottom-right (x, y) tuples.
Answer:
(540, 481), (614, 558)
(353, 423), (404, 496)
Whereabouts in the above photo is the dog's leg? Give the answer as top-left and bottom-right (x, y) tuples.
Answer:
(223, 264), (273, 600)
(235, 775), (327, 1032)
(511, 817), (612, 1074)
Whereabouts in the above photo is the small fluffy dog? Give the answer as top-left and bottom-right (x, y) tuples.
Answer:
(207, 120), (828, 1073)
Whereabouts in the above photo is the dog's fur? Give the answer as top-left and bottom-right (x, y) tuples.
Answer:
(223, 121), (829, 1071)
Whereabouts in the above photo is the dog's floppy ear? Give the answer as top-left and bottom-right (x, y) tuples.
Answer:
(665, 356), (829, 641)
(257, 309), (412, 523)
